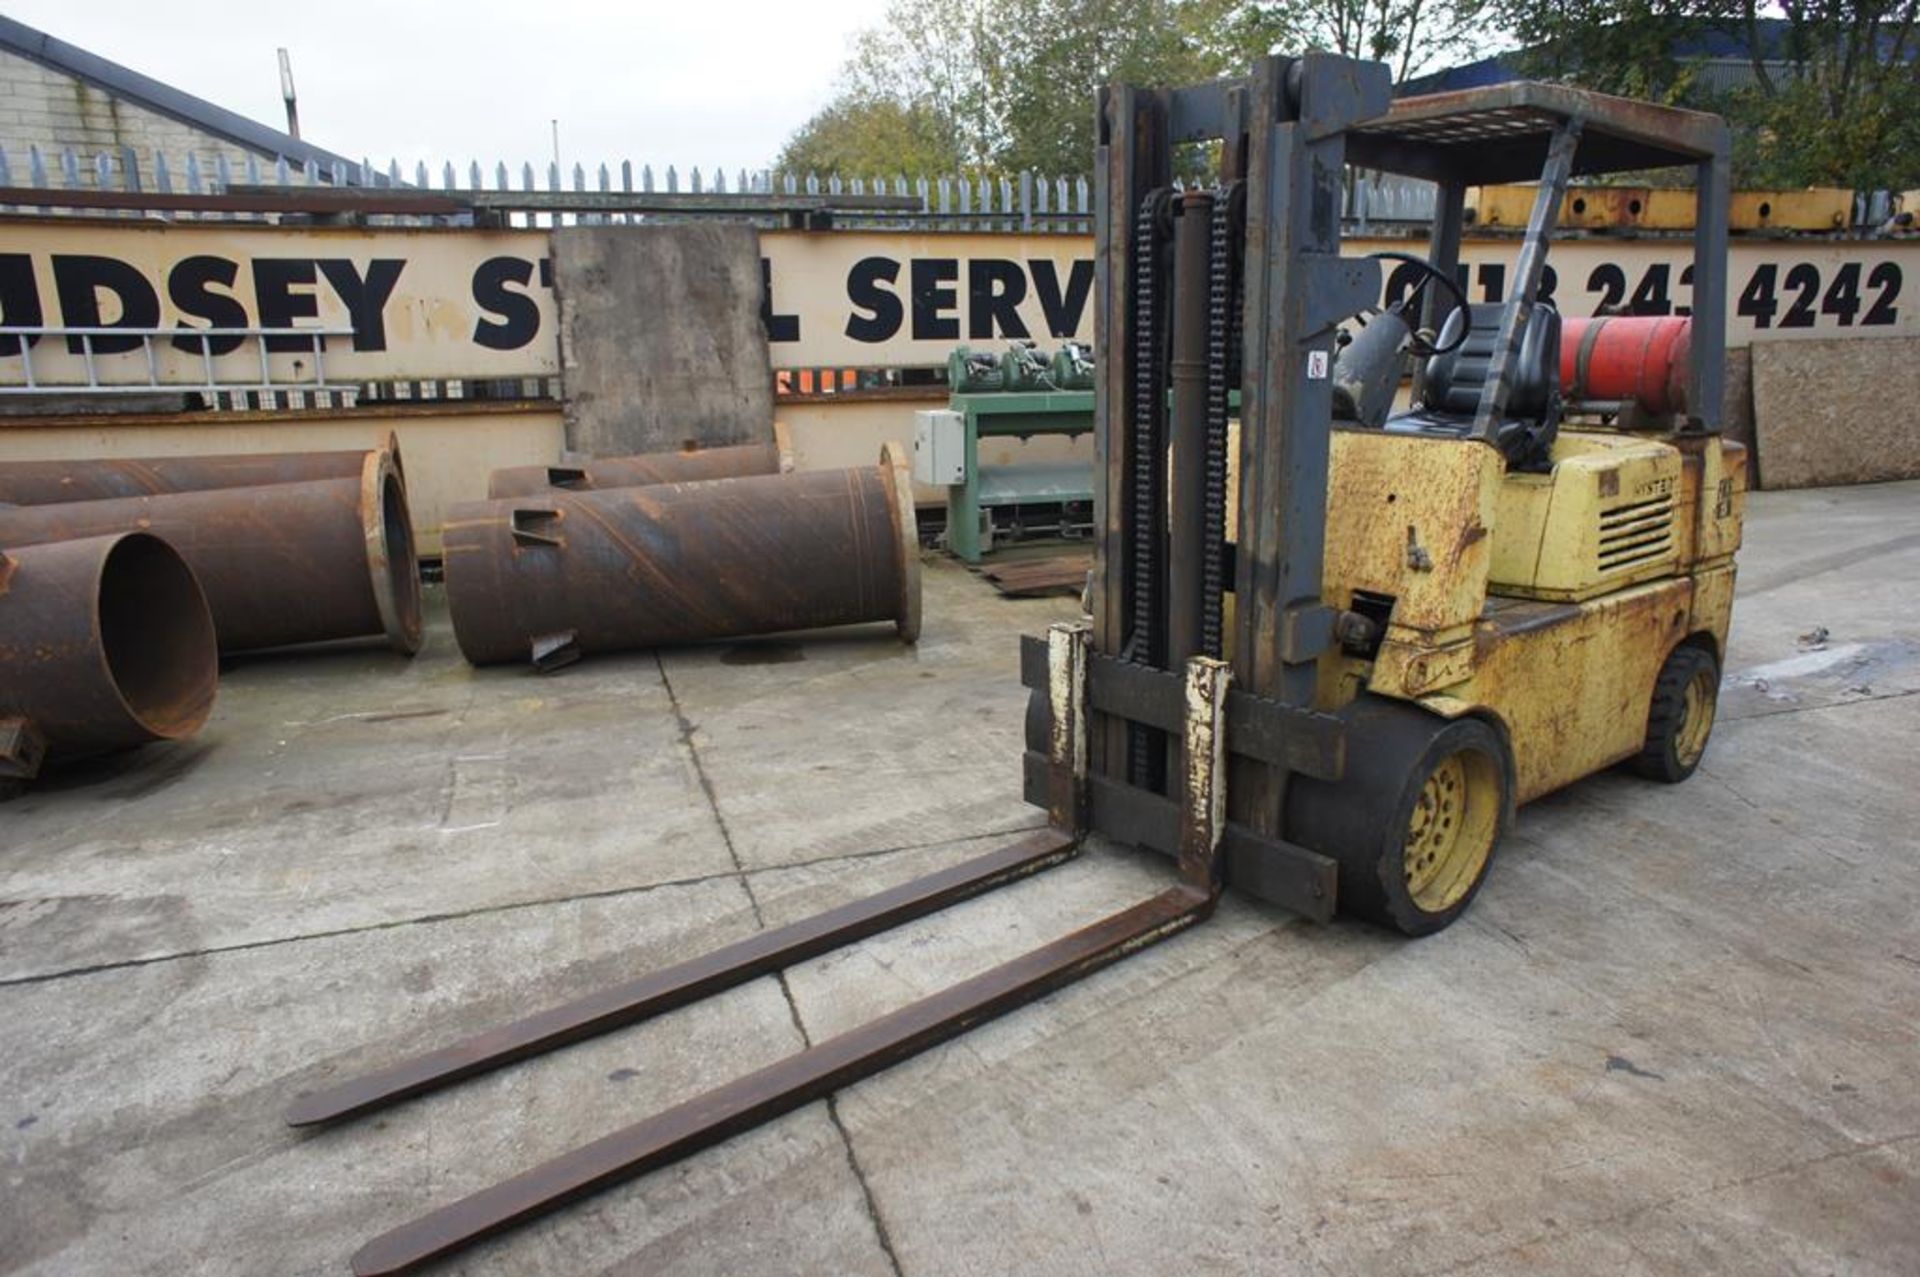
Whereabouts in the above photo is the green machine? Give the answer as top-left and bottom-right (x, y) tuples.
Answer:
(918, 345), (1097, 563)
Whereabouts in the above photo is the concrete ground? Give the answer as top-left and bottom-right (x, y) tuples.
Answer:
(3, 480), (1917, 1277)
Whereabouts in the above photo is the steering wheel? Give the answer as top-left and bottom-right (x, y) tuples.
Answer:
(1365, 250), (1470, 358)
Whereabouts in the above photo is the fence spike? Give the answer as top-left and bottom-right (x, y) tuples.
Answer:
(388, 158), (402, 186)
(27, 143), (45, 187)
(642, 163), (654, 192)
(155, 151), (173, 193)
(620, 160), (633, 193)
(94, 151), (111, 188)
(714, 167), (726, 194)
(331, 159), (346, 186)
(738, 168), (748, 194)
(668, 165), (679, 194)
(301, 157), (316, 186)
(690, 166), (702, 194)
(186, 153), (205, 194)
(60, 146), (79, 187)
(522, 162), (534, 191)
(0, 146), (12, 189)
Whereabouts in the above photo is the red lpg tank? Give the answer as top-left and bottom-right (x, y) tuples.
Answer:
(1560, 315), (1692, 416)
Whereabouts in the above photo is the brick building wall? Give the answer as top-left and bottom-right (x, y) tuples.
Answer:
(0, 47), (273, 186)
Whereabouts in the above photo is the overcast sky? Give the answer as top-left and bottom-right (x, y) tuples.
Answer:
(5, 0), (894, 176)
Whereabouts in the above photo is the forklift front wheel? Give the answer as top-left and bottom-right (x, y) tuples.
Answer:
(1287, 699), (1513, 937)
(1629, 643), (1720, 783)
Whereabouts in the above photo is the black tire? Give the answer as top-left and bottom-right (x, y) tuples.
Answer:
(1286, 697), (1514, 937)
(1629, 643), (1719, 783)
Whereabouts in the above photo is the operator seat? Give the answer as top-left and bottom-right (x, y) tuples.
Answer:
(1387, 302), (1562, 472)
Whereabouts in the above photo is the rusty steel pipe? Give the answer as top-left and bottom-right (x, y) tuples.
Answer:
(446, 443), (920, 668)
(0, 433), (403, 506)
(0, 451), (422, 655)
(0, 533), (218, 779)
(485, 435), (788, 499)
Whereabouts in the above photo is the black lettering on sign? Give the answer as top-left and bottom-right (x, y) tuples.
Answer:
(1675, 263), (1694, 317)
(1476, 262), (1506, 304)
(1864, 261), (1901, 326)
(317, 259), (405, 351)
(169, 256), (248, 355)
(1737, 264), (1777, 329)
(1820, 261), (1861, 327)
(845, 257), (902, 342)
(1588, 263), (1627, 313)
(968, 259), (1030, 340)
(253, 259), (321, 351)
(471, 257), (540, 351)
(51, 255), (158, 354)
(1538, 263), (1558, 305)
(1780, 262), (1818, 328)
(1628, 264), (1672, 315)
(1031, 259), (1093, 337)
(911, 258), (959, 341)
(760, 258), (799, 343)
(0, 253), (43, 355)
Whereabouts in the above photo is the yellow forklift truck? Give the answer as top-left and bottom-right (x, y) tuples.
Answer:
(292, 58), (1743, 1273)
(1027, 69), (1749, 937)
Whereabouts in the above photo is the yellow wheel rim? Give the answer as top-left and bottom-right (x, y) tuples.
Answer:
(1675, 663), (1717, 768)
(1404, 749), (1500, 914)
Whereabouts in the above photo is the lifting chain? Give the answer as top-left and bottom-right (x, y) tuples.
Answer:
(1202, 182), (1244, 660)
(1128, 187), (1173, 789)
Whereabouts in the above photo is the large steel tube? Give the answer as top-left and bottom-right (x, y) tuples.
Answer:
(0, 450), (422, 655)
(0, 433), (403, 506)
(486, 436), (788, 499)
(0, 533), (218, 779)
(446, 443), (920, 668)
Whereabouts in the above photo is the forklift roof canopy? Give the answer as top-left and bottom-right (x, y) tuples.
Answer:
(1348, 81), (1730, 185)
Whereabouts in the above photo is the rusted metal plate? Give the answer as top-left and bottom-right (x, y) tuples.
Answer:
(0, 451), (420, 654)
(285, 829), (1078, 1128)
(348, 882), (1215, 1277)
(446, 445), (920, 667)
(484, 441), (781, 498)
(0, 436), (400, 506)
(0, 533), (217, 775)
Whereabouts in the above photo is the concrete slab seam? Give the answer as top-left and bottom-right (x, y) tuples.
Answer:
(651, 650), (908, 1277)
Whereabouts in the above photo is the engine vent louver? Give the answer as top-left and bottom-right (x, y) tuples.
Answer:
(1597, 493), (1675, 574)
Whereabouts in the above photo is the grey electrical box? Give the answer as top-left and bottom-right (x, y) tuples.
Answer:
(913, 410), (966, 486)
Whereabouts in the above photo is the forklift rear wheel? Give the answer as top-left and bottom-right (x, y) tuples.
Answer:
(1287, 698), (1513, 937)
(1629, 643), (1719, 783)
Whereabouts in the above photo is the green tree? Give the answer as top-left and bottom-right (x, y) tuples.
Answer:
(775, 95), (964, 178)
(774, 0), (1496, 177)
(1225, 0), (1490, 83)
(1493, 0), (1920, 188)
